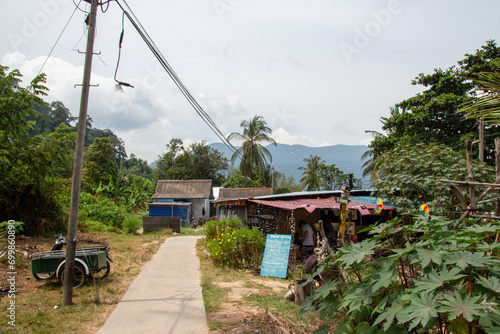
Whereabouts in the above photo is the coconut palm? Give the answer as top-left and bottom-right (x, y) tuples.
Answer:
(227, 115), (277, 178)
(460, 72), (500, 122)
(299, 155), (325, 191)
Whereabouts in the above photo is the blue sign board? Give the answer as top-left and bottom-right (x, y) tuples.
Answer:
(260, 234), (291, 278)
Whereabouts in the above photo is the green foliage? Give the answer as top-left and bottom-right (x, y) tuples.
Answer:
(298, 157), (355, 191)
(153, 138), (228, 186)
(78, 193), (126, 231)
(299, 214), (500, 333)
(122, 214), (142, 234)
(0, 221), (24, 251)
(227, 115), (276, 178)
(0, 65), (75, 235)
(205, 217), (265, 269)
(274, 173), (302, 194)
(367, 40), (500, 169)
(372, 142), (495, 215)
(83, 137), (115, 191)
(221, 168), (256, 188)
(299, 155), (324, 191)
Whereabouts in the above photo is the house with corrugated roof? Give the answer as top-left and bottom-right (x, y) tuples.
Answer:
(215, 188), (273, 221)
(152, 180), (213, 224)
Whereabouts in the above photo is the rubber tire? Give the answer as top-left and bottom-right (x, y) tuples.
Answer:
(91, 259), (110, 280)
(33, 272), (56, 280)
(58, 262), (87, 288)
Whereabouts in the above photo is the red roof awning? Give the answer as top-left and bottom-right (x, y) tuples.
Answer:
(248, 197), (393, 213)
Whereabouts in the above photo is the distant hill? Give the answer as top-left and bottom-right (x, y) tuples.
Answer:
(209, 143), (369, 184)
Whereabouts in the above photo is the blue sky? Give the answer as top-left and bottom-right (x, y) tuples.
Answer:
(2, 0), (500, 162)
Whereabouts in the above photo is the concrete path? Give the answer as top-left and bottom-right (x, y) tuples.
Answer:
(97, 236), (208, 334)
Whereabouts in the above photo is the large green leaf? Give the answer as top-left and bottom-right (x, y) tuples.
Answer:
(411, 247), (446, 269)
(398, 292), (439, 330)
(388, 242), (415, 260)
(443, 251), (491, 270)
(373, 299), (406, 331)
(337, 239), (379, 267)
(339, 285), (377, 314)
(371, 261), (398, 292)
(439, 293), (487, 322)
(478, 275), (500, 294)
(414, 266), (465, 293)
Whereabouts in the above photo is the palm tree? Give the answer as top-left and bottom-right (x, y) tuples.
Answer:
(227, 115), (276, 178)
(299, 155), (324, 191)
(460, 72), (500, 122)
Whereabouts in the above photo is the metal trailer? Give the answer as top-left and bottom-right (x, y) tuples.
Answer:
(31, 245), (113, 288)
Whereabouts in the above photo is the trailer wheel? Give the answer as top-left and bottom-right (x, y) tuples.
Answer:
(58, 262), (87, 288)
(33, 272), (56, 280)
(91, 259), (111, 280)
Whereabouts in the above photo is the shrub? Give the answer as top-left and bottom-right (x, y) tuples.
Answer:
(205, 217), (265, 269)
(83, 220), (122, 233)
(205, 216), (243, 240)
(78, 193), (126, 231)
(123, 214), (142, 234)
(298, 214), (500, 333)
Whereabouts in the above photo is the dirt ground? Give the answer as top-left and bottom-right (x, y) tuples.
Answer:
(207, 275), (324, 334)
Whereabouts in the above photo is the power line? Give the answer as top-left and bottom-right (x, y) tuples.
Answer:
(114, 0), (244, 162)
(36, 0), (83, 77)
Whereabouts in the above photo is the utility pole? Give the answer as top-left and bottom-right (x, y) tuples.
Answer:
(62, 0), (98, 306)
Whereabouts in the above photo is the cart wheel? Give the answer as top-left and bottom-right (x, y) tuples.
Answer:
(33, 272), (56, 280)
(58, 262), (87, 288)
(91, 259), (111, 280)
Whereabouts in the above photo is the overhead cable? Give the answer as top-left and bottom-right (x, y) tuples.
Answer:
(114, 0), (242, 160)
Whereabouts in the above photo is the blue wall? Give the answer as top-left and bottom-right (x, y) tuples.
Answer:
(149, 205), (190, 220)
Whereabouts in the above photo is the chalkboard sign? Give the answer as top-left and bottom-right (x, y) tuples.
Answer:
(260, 234), (291, 278)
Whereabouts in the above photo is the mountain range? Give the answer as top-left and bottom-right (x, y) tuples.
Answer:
(209, 143), (369, 184)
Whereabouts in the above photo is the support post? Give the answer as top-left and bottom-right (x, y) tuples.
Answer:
(479, 117), (485, 162)
(495, 138), (500, 216)
(62, 0), (98, 306)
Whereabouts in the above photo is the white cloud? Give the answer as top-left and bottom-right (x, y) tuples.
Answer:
(271, 128), (321, 147)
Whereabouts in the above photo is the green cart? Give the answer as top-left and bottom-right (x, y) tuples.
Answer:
(32, 245), (113, 288)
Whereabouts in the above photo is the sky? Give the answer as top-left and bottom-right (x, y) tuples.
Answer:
(2, 0), (500, 163)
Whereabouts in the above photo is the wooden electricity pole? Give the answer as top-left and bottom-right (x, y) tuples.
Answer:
(62, 0), (98, 306)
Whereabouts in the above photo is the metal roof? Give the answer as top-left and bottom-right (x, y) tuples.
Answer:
(248, 196), (394, 213)
(217, 188), (273, 202)
(152, 180), (213, 200)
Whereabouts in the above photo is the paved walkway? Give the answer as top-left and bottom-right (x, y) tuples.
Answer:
(97, 236), (208, 334)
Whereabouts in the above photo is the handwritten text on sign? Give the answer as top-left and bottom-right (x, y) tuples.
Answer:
(260, 234), (291, 278)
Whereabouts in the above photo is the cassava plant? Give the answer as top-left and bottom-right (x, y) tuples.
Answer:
(298, 213), (500, 334)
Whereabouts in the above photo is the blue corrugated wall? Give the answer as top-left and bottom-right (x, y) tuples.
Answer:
(149, 205), (189, 220)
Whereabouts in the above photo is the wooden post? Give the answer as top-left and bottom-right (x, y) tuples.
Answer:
(62, 0), (97, 306)
(495, 138), (500, 216)
(466, 140), (476, 215)
(479, 117), (485, 162)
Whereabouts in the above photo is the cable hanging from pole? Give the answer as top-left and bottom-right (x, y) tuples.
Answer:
(113, 0), (275, 174)
(113, 0), (270, 168)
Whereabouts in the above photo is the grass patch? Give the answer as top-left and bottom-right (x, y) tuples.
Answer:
(0, 231), (172, 333)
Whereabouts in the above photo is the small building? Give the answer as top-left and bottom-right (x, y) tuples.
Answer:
(245, 190), (395, 246)
(152, 180), (213, 224)
(215, 188), (273, 221)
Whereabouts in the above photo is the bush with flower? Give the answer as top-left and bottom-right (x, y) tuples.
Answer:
(205, 217), (265, 269)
